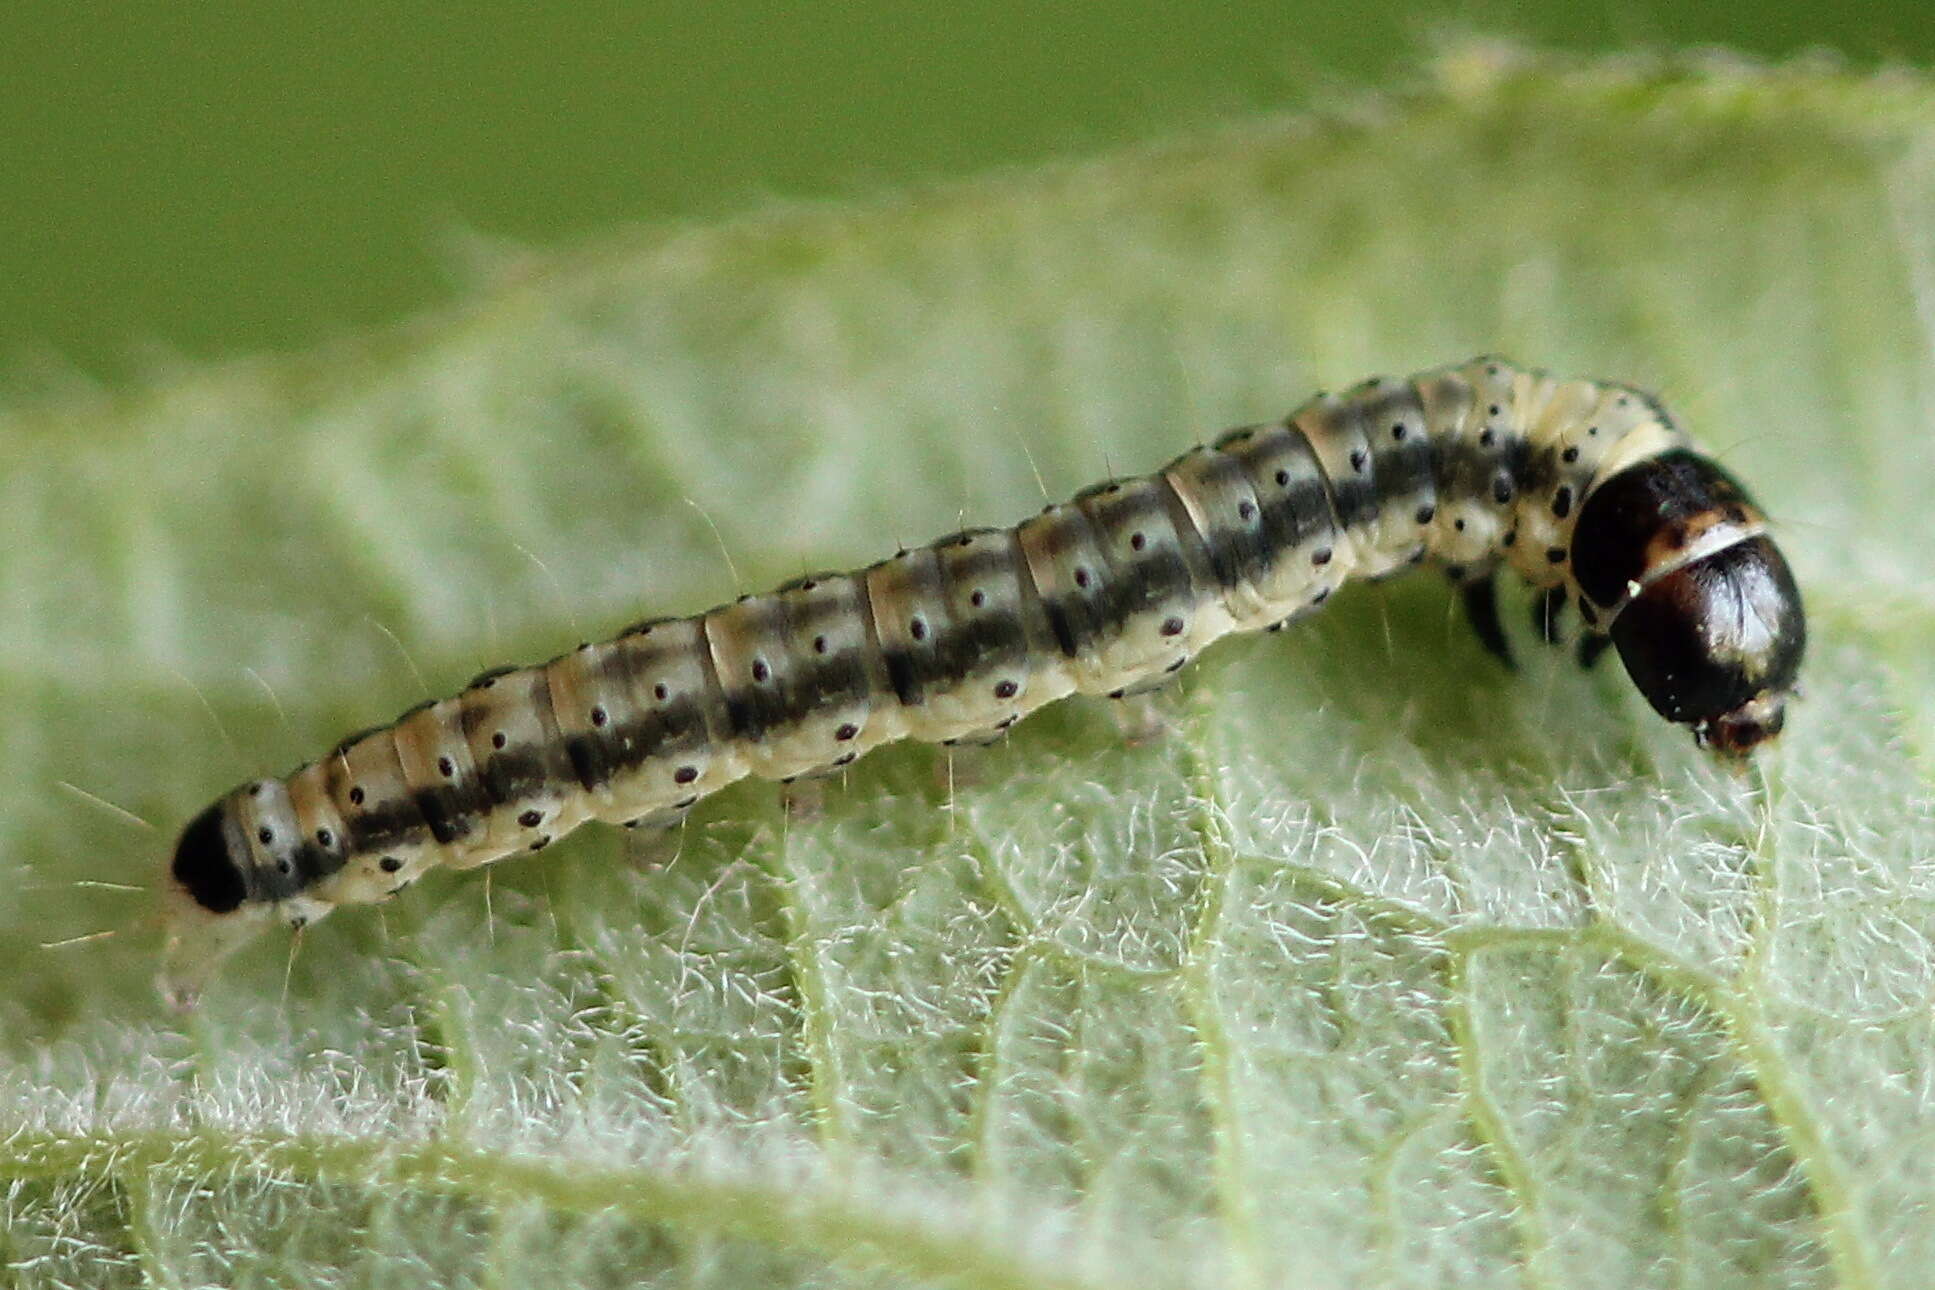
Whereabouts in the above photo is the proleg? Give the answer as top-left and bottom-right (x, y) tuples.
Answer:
(157, 357), (1806, 1005)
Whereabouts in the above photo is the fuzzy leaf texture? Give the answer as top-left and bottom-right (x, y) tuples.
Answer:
(5, 47), (1935, 1290)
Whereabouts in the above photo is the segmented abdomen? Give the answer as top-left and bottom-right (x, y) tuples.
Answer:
(181, 358), (1687, 924)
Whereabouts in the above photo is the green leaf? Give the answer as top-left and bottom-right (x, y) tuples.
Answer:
(6, 45), (1934, 1289)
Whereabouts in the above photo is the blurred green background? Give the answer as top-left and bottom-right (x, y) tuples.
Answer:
(3, 0), (1929, 384)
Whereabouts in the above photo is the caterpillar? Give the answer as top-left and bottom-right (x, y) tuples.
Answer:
(158, 357), (1806, 1004)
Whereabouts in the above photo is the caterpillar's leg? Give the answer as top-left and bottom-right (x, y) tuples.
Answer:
(621, 806), (692, 869)
(1532, 586), (1568, 646)
(1109, 691), (1170, 746)
(932, 741), (991, 795)
(1577, 633), (1613, 670)
(1457, 572), (1514, 669)
(781, 777), (826, 821)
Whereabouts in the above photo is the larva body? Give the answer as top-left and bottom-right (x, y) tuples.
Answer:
(161, 357), (1805, 1002)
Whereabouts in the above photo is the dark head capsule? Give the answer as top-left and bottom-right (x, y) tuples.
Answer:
(1574, 452), (1805, 756)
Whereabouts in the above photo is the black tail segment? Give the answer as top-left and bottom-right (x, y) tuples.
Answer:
(170, 800), (249, 914)
(1573, 451), (1805, 756)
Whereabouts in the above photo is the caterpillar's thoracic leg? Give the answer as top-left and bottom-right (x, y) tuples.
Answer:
(1458, 574), (1513, 669)
(1577, 633), (1613, 670)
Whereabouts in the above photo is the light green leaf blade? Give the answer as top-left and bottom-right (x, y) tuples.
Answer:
(6, 47), (1935, 1290)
